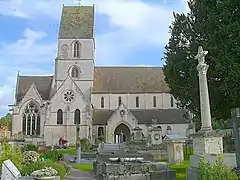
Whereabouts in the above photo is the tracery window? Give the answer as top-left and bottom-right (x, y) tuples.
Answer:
(71, 66), (79, 78)
(57, 109), (63, 124)
(22, 101), (40, 136)
(73, 41), (80, 58)
(74, 109), (81, 124)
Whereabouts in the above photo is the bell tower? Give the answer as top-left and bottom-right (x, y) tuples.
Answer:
(55, 5), (95, 99)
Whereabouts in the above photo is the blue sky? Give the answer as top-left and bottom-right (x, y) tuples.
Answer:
(0, 0), (188, 117)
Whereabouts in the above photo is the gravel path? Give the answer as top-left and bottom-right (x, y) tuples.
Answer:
(65, 168), (95, 180)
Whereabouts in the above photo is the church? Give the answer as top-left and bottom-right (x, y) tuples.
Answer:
(11, 5), (193, 146)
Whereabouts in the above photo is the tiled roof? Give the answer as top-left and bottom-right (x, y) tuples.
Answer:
(93, 109), (190, 125)
(16, 76), (53, 103)
(58, 6), (94, 39)
(93, 66), (169, 93)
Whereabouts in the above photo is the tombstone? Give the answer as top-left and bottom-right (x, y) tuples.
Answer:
(166, 134), (187, 164)
(133, 126), (143, 141)
(1, 159), (21, 180)
(150, 126), (162, 145)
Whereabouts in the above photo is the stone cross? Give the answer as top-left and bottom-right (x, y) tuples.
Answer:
(195, 46), (212, 131)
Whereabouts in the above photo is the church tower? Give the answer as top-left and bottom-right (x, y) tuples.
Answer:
(55, 5), (95, 100)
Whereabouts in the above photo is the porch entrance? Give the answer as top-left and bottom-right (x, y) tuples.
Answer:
(114, 123), (130, 143)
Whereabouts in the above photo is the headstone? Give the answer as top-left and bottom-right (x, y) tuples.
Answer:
(1, 159), (21, 180)
(151, 126), (162, 145)
(133, 127), (143, 141)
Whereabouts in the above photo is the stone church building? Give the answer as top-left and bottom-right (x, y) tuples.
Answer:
(11, 5), (193, 145)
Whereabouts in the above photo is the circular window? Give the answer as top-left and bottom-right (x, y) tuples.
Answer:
(63, 90), (74, 103)
(120, 110), (125, 116)
(154, 133), (160, 141)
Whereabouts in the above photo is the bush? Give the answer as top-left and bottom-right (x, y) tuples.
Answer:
(0, 142), (24, 174)
(198, 154), (238, 180)
(21, 160), (66, 180)
(80, 138), (91, 152)
(40, 150), (63, 162)
(25, 144), (37, 151)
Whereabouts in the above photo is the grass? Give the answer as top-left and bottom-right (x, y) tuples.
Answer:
(72, 163), (93, 172)
(170, 160), (190, 180)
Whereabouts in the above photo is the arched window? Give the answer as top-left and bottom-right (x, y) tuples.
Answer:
(98, 127), (104, 137)
(73, 41), (80, 58)
(22, 101), (40, 136)
(170, 96), (174, 107)
(136, 96), (139, 108)
(118, 96), (122, 106)
(57, 109), (63, 124)
(74, 109), (81, 124)
(101, 97), (104, 108)
(153, 96), (156, 107)
(71, 66), (79, 78)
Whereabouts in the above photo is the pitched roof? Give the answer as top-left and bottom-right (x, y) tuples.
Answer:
(93, 110), (114, 125)
(58, 6), (94, 39)
(16, 76), (53, 103)
(92, 109), (190, 125)
(93, 66), (169, 93)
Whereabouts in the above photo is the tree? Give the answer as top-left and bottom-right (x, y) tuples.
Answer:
(164, 0), (240, 129)
(0, 113), (12, 130)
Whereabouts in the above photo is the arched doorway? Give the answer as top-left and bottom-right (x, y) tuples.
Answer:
(114, 123), (130, 143)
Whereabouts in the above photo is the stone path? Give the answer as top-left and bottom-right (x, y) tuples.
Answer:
(65, 168), (95, 180)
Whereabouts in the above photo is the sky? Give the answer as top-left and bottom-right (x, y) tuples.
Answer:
(0, 0), (188, 117)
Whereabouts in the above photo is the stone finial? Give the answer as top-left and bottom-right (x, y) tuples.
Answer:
(195, 46), (208, 65)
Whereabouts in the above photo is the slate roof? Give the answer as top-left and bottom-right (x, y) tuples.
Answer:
(93, 67), (169, 93)
(92, 109), (190, 125)
(58, 6), (94, 39)
(16, 76), (53, 103)
(15, 67), (169, 103)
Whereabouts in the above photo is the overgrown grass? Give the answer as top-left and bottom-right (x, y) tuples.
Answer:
(72, 163), (93, 171)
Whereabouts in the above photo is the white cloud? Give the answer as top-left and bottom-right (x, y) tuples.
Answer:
(0, 0), (188, 116)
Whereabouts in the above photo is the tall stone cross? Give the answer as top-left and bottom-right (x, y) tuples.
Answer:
(195, 46), (212, 131)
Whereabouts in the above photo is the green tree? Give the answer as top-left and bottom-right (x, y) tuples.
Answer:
(164, 0), (240, 129)
(0, 113), (12, 130)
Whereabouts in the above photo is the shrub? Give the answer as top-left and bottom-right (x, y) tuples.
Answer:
(25, 144), (37, 151)
(198, 154), (238, 180)
(0, 142), (24, 174)
(40, 150), (63, 162)
(80, 138), (91, 152)
(21, 160), (66, 180)
(23, 151), (39, 165)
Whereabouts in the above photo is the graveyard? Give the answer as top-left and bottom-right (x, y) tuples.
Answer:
(0, 46), (239, 180)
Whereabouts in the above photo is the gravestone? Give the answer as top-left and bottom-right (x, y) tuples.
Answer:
(1, 159), (21, 180)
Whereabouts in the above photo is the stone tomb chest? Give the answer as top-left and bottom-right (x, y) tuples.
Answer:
(165, 134), (187, 164)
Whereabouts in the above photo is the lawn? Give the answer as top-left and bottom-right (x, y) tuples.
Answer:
(170, 160), (190, 180)
(72, 163), (93, 171)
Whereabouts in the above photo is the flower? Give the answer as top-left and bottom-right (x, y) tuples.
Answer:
(31, 167), (58, 177)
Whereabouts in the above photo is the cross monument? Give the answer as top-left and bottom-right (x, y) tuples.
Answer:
(195, 46), (212, 131)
